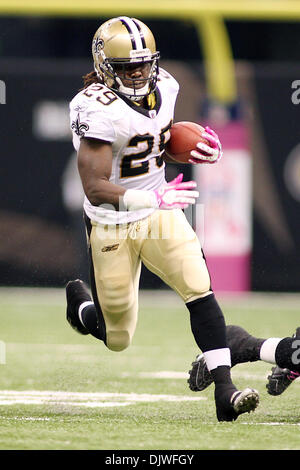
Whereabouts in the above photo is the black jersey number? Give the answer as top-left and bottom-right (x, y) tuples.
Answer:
(83, 84), (117, 106)
(120, 121), (172, 178)
(121, 134), (154, 178)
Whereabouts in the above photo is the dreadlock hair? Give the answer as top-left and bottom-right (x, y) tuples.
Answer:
(81, 71), (101, 89)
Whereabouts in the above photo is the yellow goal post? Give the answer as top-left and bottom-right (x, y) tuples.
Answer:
(1, 1), (299, 103)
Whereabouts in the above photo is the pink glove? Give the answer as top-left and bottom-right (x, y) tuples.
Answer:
(189, 126), (223, 164)
(154, 173), (199, 209)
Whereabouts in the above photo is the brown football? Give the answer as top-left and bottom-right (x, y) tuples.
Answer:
(165, 121), (209, 163)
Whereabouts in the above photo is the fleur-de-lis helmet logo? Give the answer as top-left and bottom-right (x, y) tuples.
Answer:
(93, 37), (104, 55)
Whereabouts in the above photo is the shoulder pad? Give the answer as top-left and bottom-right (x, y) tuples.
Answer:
(70, 83), (125, 120)
(157, 68), (180, 92)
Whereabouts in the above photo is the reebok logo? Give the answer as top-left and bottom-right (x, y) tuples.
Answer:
(101, 243), (119, 252)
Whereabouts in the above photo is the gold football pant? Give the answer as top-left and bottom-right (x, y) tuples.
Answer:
(86, 209), (212, 352)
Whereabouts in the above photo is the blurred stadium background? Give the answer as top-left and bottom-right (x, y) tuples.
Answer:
(0, 1), (300, 452)
(0, 0), (300, 294)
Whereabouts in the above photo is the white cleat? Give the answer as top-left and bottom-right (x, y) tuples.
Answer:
(231, 388), (260, 415)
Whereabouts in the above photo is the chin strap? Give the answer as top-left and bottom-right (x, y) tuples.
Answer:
(116, 78), (150, 101)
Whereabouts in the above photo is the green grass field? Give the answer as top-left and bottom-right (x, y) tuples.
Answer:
(0, 287), (299, 451)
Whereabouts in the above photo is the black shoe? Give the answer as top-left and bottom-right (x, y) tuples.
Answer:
(266, 367), (300, 396)
(188, 325), (264, 392)
(188, 354), (213, 391)
(266, 327), (300, 396)
(215, 385), (259, 422)
(66, 279), (91, 335)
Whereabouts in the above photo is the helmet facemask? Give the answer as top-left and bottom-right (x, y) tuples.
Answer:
(92, 17), (160, 102)
(97, 52), (160, 101)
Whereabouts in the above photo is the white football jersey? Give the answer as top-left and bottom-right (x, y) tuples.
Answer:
(70, 68), (179, 225)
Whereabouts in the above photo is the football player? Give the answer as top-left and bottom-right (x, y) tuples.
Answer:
(67, 16), (259, 422)
(188, 325), (300, 396)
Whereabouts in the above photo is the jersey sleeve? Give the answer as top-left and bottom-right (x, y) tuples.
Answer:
(70, 94), (116, 144)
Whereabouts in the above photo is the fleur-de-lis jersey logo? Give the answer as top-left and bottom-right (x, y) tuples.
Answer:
(71, 114), (89, 137)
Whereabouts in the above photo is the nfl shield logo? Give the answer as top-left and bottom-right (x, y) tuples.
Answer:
(149, 110), (157, 119)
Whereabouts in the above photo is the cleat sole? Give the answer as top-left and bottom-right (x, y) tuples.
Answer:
(232, 388), (259, 415)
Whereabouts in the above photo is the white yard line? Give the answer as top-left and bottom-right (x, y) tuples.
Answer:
(0, 390), (207, 400)
(3, 417), (51, 421)
(0, 390), (206, 408)
(122, 370), (297, 383)
(244, 422), (300, 426)
(0, 400), (132, 408)
(1, 287), (300, 309)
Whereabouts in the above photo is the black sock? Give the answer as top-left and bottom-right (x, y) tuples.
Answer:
(211, 366), (232, 385)
(187, 293), (228, 352)
(187, 294), (235, 390)
(81, 304), (106, 343)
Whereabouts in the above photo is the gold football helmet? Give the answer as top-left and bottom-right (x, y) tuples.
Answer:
(92, 16), (160, 100)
